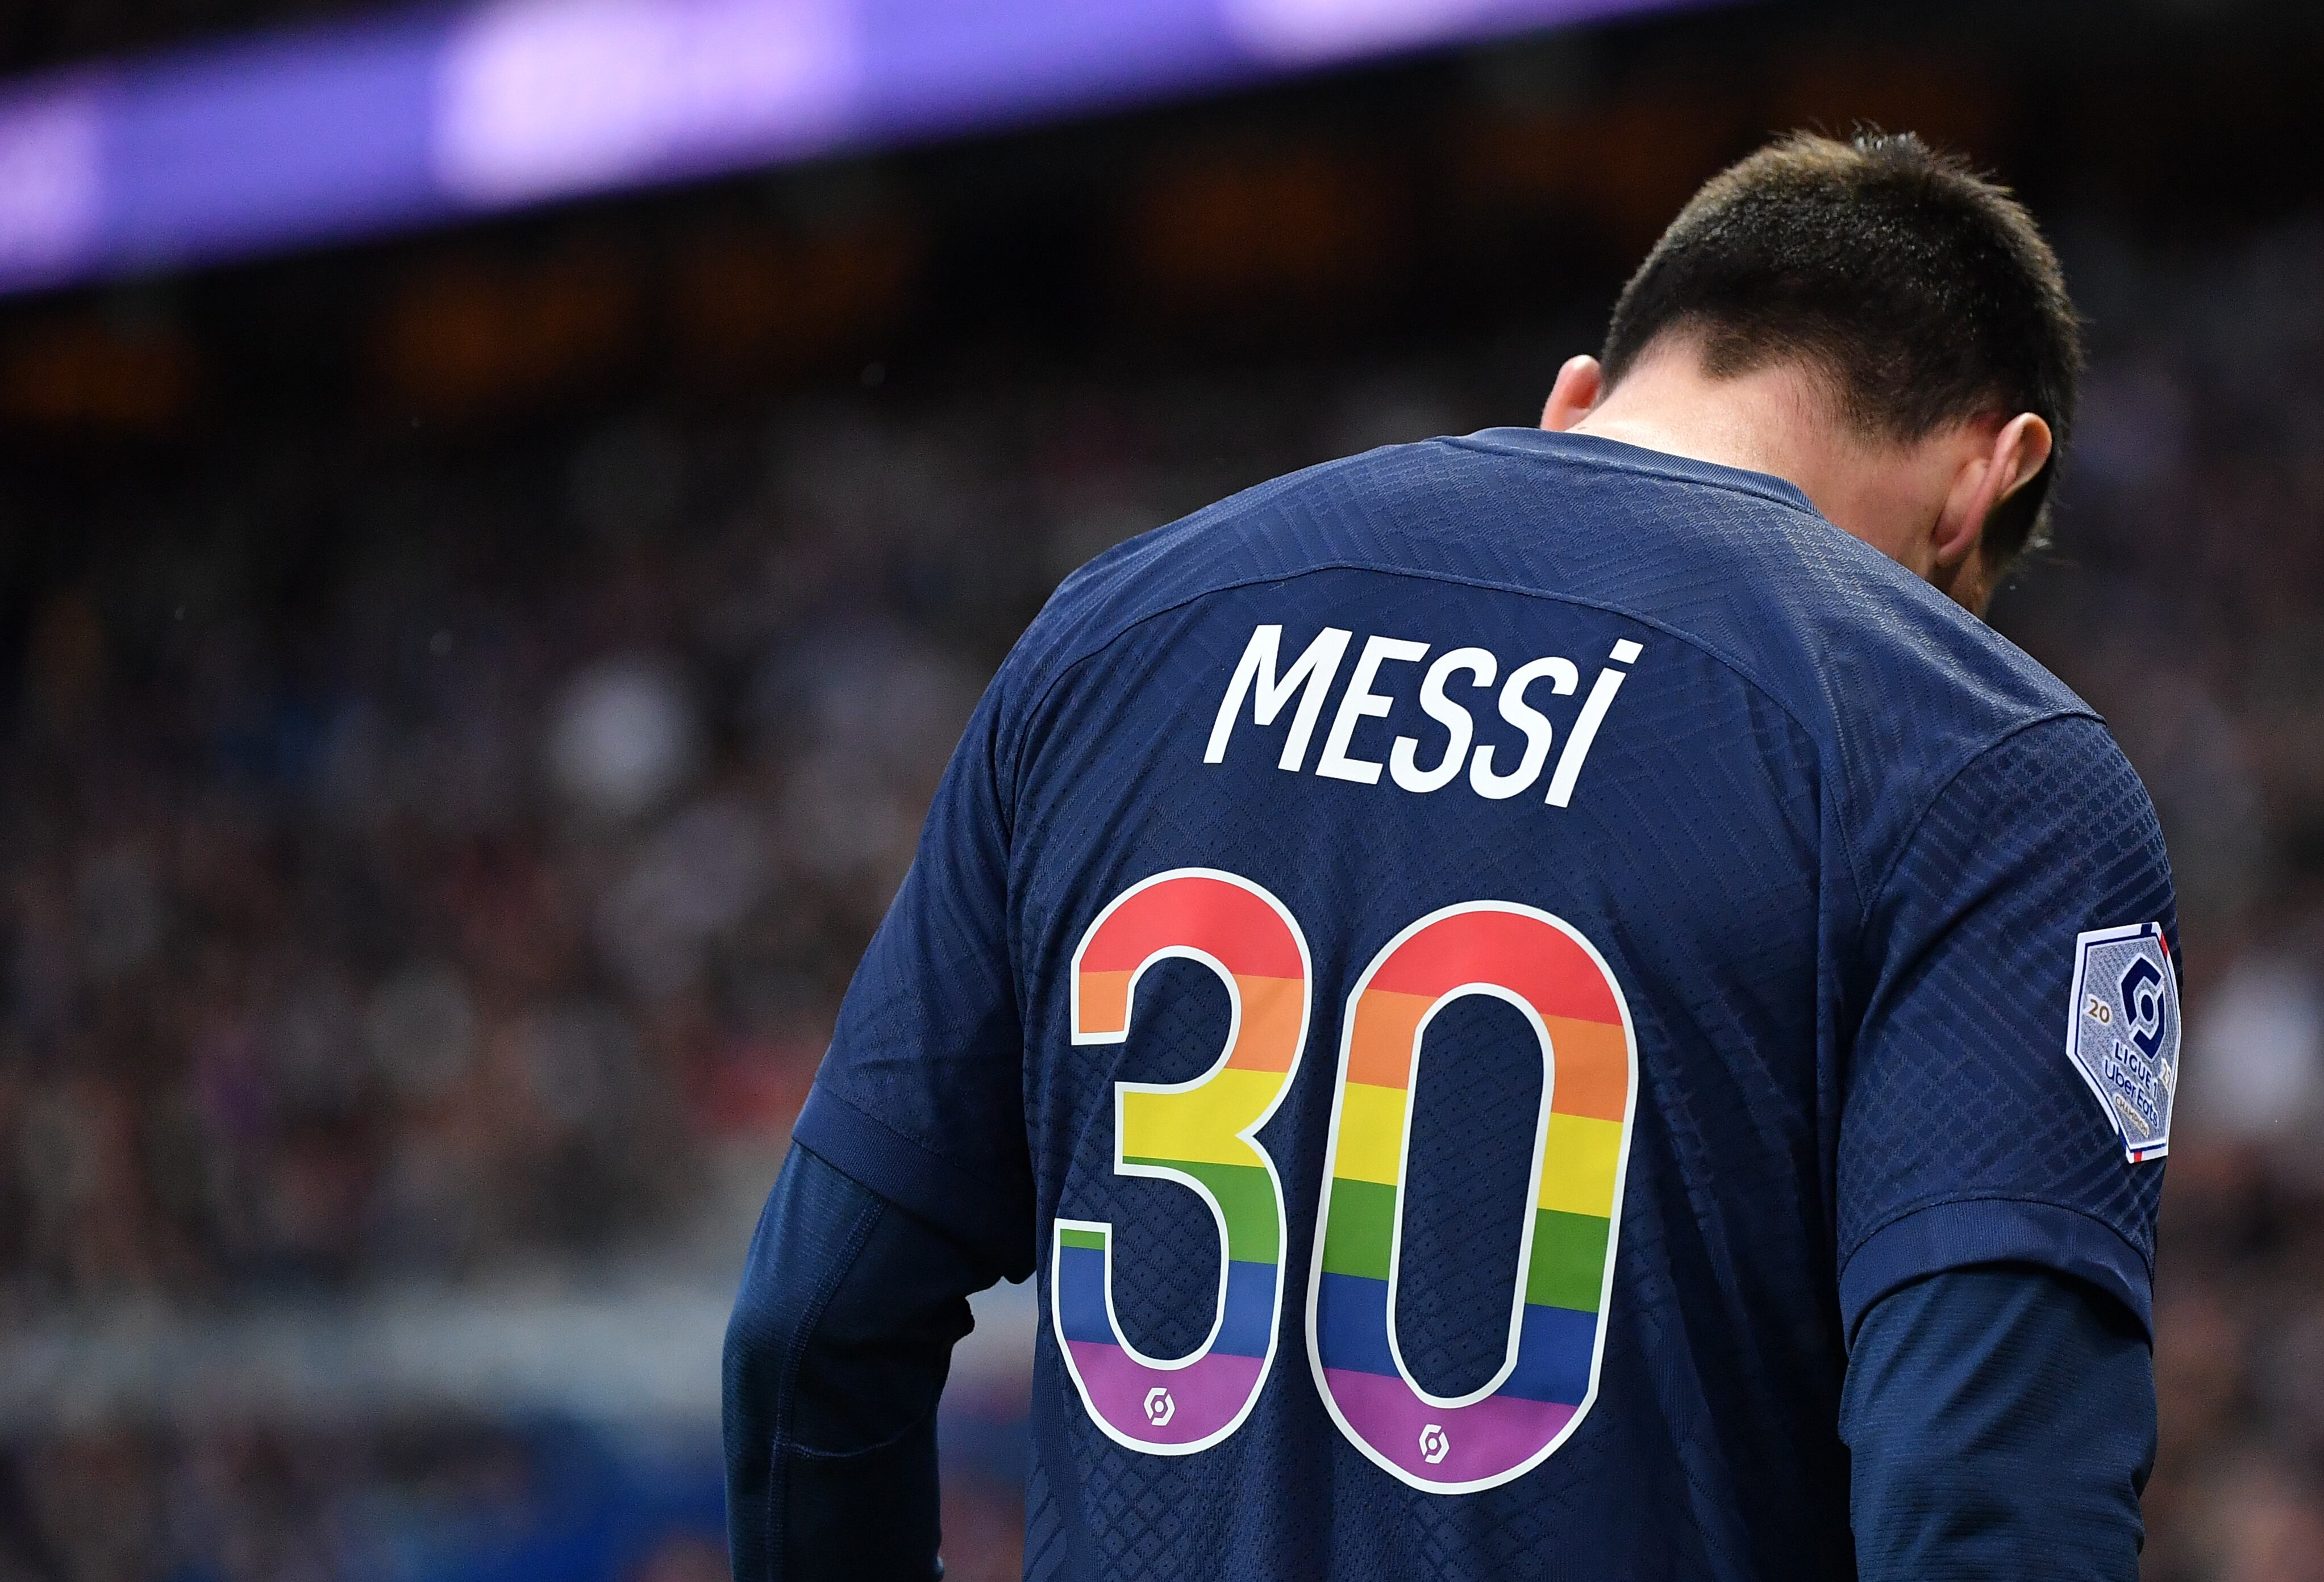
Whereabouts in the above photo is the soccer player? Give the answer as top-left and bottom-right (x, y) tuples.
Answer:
(726, 132), (2179, 1580)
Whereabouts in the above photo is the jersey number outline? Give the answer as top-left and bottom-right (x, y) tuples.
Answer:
(1049, 873), (1639, 1493)
(1051, 869), (1313, 1454)
(1309, 902), (1638, 1492)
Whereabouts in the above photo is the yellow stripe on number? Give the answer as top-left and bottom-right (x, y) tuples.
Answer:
(1328, 1081), (1410, 1187)
(1119, 1067), (1286, 1168)
(1535, 1112), (1624, 1219)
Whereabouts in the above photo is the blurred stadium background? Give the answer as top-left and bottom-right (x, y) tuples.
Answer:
(0, 0), (2321, 1577)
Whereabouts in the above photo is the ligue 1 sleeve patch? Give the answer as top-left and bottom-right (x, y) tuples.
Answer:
(2064, 923), (2180, 1163)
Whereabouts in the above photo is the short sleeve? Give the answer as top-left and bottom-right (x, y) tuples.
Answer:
(793, 677), (1035, 1284)
(1838, 716), (2178, 1342)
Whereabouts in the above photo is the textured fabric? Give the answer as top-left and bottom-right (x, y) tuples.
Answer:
(793, 669), (1034, 1287)
(794, 428), (2180, 1580)
(1840, 1196), (2156, 1344)
(1838, 716), (2175, 1335)
(1843, 1266), (2155, 1581)
(723, 1142), (977, 1581)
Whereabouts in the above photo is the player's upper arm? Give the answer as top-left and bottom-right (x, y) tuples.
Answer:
(1843, 1264), (2155, 1581)
(1837, 714), (2180, 1342)
(790, 662), (1036, 1287)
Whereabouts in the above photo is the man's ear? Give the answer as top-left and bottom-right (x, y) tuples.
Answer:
(1934, 411), (2054, 574)
(1540, 356), (1606, 432)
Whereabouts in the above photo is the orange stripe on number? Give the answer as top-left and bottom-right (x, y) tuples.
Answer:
(1226, 974), (1306, 1072)
(1077, 969), (1134, 1038)
(1542, 1015), (1630, 1122)
(1346, 990), (1433, 1090)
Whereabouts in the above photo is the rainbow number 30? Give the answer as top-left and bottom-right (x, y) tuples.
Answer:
(1310, 904), (1636, 1492)
(1052, 870), (1312, 1454)
(1049, 872), (1638, 1493)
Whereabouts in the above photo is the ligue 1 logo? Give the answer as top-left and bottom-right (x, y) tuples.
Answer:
(2064, 923), (2181, 1164)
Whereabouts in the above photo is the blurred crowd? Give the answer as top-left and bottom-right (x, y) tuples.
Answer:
(3, 398), (1034, 1308)
(2044, 218), (2324, 1582)
(1, 202), (2322, 1577)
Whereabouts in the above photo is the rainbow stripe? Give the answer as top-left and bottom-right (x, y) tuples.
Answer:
(1307, 903), (1635, 1492)
(1052, 870), (1310, 1454)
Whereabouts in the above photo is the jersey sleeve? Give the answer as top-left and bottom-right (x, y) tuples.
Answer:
(791, 672), (1036, 1285)
(1837, 715), (2179, 1342)
(1842, 1266), (2154, 1580)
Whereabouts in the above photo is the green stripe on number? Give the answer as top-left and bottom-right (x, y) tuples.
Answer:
(1523, 1208), (1611, 1313)
(1121, 1158), (1281, 1263)
(1319, 1178), (1396, 1282)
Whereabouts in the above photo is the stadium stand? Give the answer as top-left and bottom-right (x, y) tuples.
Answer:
(2, 5), (2322, 1577)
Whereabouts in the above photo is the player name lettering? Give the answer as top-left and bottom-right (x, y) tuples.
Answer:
(1204, 624), (1644, 808)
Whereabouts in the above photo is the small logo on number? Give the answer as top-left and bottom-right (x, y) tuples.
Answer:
(1143, 1388), (1176, 1427)
(1418, 1424), (1450, 1464)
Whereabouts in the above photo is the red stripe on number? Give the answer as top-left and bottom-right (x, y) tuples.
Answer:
(1078, 875), (1306, 979)
(1365, 909), (1621, 1025)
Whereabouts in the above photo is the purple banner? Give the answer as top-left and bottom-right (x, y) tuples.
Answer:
(0, 0), (1714, 295)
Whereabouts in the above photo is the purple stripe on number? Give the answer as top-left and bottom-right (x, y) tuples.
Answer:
(1065, 1340), (1265, 1445)
(1322, 1367), (1576, 1483)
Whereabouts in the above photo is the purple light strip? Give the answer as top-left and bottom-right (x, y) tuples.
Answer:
(0, 0), (1715, 295)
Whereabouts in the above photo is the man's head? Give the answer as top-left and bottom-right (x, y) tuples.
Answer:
(1543, 131), (2082, 615)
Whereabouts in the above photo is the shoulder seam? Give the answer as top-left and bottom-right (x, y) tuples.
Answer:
(1019, 559), (1836, 734)
(1013, 536), (2084, 922)
(1836, 1189), (2154, 1276)
(1858, 708), (2109, 936)
(1007, 556), (1844, 847)
(1436, 431), (1831, 522)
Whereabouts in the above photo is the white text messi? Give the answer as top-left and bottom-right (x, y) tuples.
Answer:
(1203, 624), (1644, 808)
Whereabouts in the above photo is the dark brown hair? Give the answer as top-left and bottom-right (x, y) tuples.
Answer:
(1601, 131), (2082, 568)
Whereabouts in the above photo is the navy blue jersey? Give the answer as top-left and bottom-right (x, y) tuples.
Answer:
(793, 428), (2180, 1581)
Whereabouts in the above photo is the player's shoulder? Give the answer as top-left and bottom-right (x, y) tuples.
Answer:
(1426, 428), (2093, 732)
(979, 439), (1401, 711)
(997, 424), (2115, 830)
(993, 426), (1740, 692)
(1465, 428), (2129, 890)
(1419, 428), (2121, 855)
